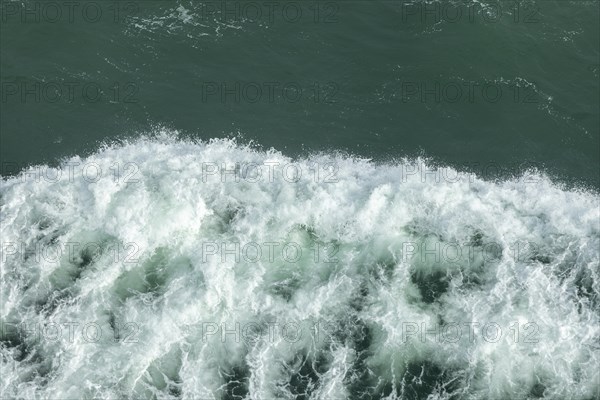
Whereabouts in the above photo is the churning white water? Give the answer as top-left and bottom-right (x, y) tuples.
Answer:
(1, 134), (598, 399)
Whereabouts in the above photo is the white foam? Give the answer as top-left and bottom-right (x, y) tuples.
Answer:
(1, 132), (598, 399)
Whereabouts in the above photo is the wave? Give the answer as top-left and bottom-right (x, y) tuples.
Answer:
(1, 133), (598, 399)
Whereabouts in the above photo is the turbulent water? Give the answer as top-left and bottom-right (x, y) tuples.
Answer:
(1, 134), (598, 399)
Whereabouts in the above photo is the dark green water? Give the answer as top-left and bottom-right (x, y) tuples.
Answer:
(1, 0), (599, 187)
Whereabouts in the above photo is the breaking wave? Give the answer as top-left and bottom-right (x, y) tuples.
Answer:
(1, 133), (598, 399)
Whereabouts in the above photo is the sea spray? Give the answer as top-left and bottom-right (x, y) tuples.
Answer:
(1, 134), (598, 399)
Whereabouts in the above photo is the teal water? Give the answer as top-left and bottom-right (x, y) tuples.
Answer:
(1, 0), (599, 186)
(1, 1), (599, 399)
